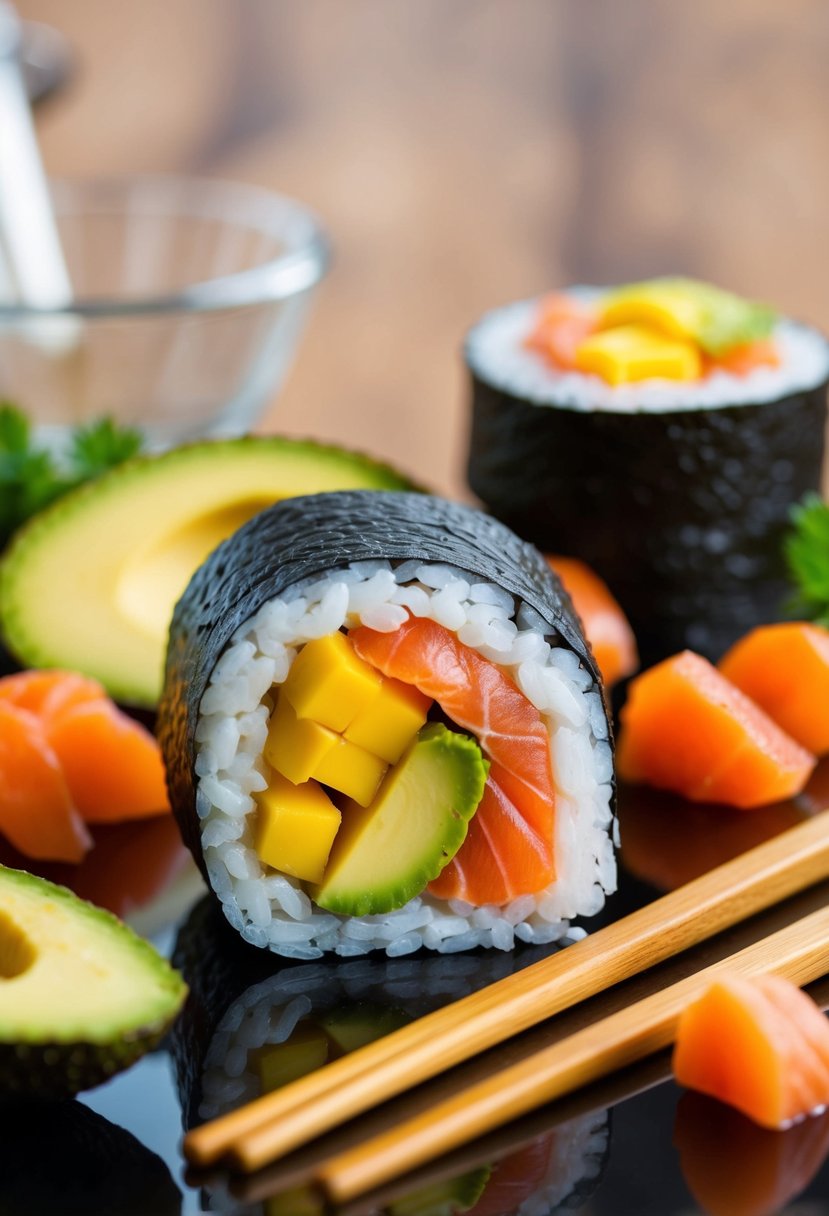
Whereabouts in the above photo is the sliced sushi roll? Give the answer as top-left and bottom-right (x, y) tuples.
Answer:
(159, 491), (615, 958)
(466, 279), (829, 666)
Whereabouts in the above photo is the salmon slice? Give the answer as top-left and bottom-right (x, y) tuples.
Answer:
(546, 555), (638, 686)
(0, 703), (91, 862)
(675, 1090), (829, 1216)
(46, 700), (170, 822)
(0, 668), (105, 721)
(524, 293), (599, 371)
(350, 618), (555, 905)
(707, 337), (781, 377)
(616, 651), (815, 808)
(673, 974), (829, 1130)
(719, 623), (829, 756)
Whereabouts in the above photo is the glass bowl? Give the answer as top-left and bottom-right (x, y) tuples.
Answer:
(0, 175), (329, 448)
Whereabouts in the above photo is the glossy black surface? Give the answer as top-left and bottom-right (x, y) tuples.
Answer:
(3, 797), (829, 1215)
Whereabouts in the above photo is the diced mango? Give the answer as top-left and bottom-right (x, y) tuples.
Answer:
(263, 694), (338, 785)
(282, 632), (382, 732)
(253, 1024), (331, 1093)
(254, 773), (341, 883)
(313, 736), (388, 807)
(344, 677), (432, 763)
(575, 324), (702, 385)
(600, 282), (706, 343)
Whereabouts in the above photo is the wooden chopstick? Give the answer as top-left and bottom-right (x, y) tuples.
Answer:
(318, 904), (829, 1201)
(184, 812), (829, 1171)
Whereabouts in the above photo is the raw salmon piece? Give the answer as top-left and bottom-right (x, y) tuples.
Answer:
(719, 623), (829, 756)
(350, 618), (555, 905)
(0, 669), (105, 721)
(673, 974), (829, 1130)
(525, 293), (599, 372)
(46, 700), (170, 822)
(617, 651), (815, 808)
(464, 1132), (559, 1216)
(707, 338), (781, 377)
(675, 1090), (829, 1216)
(0, 703), (91, 862)
(546, 555), (638, 686)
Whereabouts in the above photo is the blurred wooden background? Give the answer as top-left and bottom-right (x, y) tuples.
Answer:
(18, 0), (829, 498)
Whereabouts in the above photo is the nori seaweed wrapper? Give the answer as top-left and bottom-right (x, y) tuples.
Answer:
(158, 490), (604, 888)
(467, 353), (828, 667)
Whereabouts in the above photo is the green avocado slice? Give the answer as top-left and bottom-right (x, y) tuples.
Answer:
(0, 865), (187, 1096)
(387, 1166), (493, 1216)
(0, 437), (416, 707)
(314, 723), (488, 917)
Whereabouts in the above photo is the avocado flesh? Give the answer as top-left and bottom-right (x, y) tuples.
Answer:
(314, 723), (488, 917)
(0, 865), (187, 1095)
(387, 1166), (492, 1216)
(319, 1003), (412, 1054)
(0, 437), (414, 707)
(602, 278), (776, 356)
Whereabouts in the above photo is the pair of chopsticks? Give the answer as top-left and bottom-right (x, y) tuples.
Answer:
(185, 813), (829, 1201)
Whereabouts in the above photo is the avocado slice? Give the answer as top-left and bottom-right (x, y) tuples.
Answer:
(387, 1166), (492, 1216)
(319, 1002), (412, 1054)
(314, 723), (488, 917)
(601, 277), (776, 356)
(0, 864), (187, 1095)
(0, 437), (415, 707)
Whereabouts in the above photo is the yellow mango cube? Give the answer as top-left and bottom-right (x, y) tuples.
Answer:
(282, 632), (382, 732)
(344, 677), (431, 763)
(254, 773), (341, 884)
(575, 324), (702, 386)
(313, 736), (387, 807)
(263, 695), (338, 785)
(599, 281), (705, 343)
(253, 1024), (331, 1093)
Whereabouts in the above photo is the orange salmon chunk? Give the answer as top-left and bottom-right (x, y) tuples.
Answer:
(546, 555), (638, 686)
(719, 622), (829, 756)
(673, 974), (829, 1129)
(616, 650), (815, 808)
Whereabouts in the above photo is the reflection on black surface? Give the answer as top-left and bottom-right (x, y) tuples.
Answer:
(674, 1090), (829, 1216)
(0, 814), (190, 917)
(173, 900), (609, 1214)
(0, 1099), (181, 1216)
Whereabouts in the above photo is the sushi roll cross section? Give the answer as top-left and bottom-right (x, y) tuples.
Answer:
(467, 278), (829, 667)
(159, 491), (616, 958)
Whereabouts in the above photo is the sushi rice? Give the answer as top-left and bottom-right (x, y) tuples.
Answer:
(194, 559), (616, 958)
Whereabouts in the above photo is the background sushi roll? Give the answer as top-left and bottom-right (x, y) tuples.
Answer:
(466, 283), (829, 667)
(159, 491), (615, 958)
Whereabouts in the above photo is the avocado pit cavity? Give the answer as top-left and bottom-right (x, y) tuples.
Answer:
(0, 908), (36, 979)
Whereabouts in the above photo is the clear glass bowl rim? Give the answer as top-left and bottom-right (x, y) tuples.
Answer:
(0, 174), (330, 319)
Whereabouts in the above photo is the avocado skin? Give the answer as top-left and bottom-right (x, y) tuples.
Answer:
(467, 360), (829, 668)
(0, 1099), (181, 1216)
(159, 490), (605, 893)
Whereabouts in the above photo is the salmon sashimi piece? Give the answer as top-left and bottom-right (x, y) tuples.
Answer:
(524, 293), (599, 371)
(0, 703), (91, 862)
(719, 622), (829, 756)
(46, 700), (170, 822)
(0, 669), (105, 721)
(673, 974), (829, 1130)
(546, 555), (638, 686)
(675, 1090), (829, 1216)
(350, 618), (555, 905)
(616, 651), (816, 808)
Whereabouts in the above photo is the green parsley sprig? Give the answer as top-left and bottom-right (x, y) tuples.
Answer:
(0, 404), (142, 549)
(784, 492), (829, 626)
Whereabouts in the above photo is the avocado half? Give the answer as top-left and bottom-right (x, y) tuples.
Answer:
(0, 864), (187, 1096)
(0, 437), (417, 707)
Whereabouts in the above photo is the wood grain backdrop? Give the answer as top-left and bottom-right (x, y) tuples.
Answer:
(18, 0), (829, 497)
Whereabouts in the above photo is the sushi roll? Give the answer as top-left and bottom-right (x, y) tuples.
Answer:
(159, 491), (615, 958)
(466, 279), (829, 666)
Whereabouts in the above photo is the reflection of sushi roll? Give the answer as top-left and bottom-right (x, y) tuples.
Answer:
(466, 280), (829, 666)
(160, 491), (615, 958)
(172, 901), (609, 1216)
